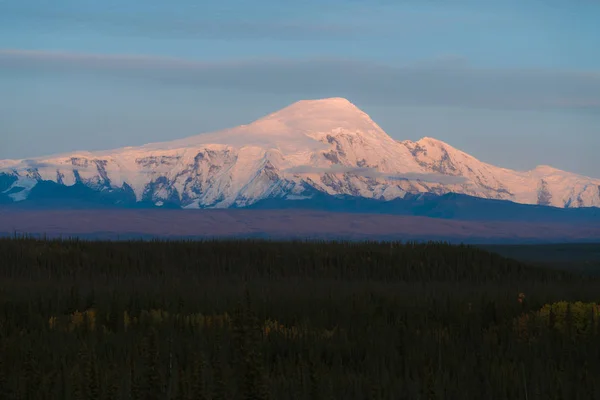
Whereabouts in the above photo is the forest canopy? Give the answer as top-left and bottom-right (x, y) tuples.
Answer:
(0, 237), (599, 399)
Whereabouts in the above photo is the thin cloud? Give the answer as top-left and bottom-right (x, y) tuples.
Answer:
(0, 0), (520, 41)
(0, 2), (368, 41)
(1, 49), (600, 111)
(3, 159), (97, 174)
(284, 165), (468, 184)
(3, 158), (156, 175)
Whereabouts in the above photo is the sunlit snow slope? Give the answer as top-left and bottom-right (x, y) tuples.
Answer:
(2, 98), (599, 208)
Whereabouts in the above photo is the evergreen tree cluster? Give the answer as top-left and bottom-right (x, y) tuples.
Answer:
(0, 237), (599, 399)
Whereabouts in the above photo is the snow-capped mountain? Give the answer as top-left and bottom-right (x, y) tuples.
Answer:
(1, 97), (599, 209)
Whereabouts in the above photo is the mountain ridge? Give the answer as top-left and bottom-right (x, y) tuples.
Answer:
(1, 97), (599, 209)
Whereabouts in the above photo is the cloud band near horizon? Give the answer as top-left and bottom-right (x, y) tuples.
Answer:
(1, 48), (599, 112)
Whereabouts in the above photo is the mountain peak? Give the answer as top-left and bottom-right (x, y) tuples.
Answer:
(293, 97), (355, 108)
(251, 97), (385, 137)
(534, 165), (561, 172)
(262, 97), (364, 119)
(140, 97), (389, 154)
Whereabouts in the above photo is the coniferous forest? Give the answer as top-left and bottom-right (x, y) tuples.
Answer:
(1, 237), (600, 399)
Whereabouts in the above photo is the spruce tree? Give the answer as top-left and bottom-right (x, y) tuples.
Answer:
(175, 365), (186, 400)
(0, 352), (12, 400)
(79, 343), (100, 400)
(240, 291), (269, 400)
(143, 328), (163, 400)
(106, 364), (121, 400)
(211, 345), (228, 400)
(308, 355), (321, 400)
(130, 352), (142, 400)
(190, 352), (208, 400)
(23, 348), (39, 400)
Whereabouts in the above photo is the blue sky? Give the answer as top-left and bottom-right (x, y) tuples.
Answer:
(1, 0), (599, 177)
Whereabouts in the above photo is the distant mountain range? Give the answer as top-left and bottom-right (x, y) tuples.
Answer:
(2, 97), (599, 214)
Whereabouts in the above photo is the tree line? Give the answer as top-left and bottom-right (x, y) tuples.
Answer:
(0, 237), (599, 399)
